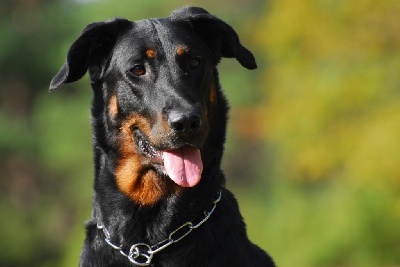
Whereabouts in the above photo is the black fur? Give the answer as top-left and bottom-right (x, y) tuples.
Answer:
(50, 6), (275, 267)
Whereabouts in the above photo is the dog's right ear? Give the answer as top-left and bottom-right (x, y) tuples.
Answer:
(171, 6), (257, 70)
(49, 19), (131, 92)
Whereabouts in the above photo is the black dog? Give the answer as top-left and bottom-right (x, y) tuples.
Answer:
(50, 6), (275, 267)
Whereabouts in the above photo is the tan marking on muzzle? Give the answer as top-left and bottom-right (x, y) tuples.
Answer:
(115, 114), (179, 205)
(108, 95), (119, 118)
(210, 85), (216, 104)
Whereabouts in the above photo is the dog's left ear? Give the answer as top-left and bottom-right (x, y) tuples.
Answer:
(49, 18), (131, 91)
(171, 6), (257, 70)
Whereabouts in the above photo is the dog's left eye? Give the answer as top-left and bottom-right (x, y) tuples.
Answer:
(130, 65), (146, 76)
(189, 58), (201, 68)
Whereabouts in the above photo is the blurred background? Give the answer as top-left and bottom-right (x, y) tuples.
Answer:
(1, 0), (400, 266)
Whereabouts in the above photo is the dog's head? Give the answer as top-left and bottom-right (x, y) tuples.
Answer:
(50, 6), (256, 205)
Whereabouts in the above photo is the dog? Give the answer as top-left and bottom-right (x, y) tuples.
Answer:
(49, 6), (275, 267)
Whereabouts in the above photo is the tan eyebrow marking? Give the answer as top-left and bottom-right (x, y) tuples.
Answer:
(176, 46), (186, 56)
(146, 49), (157, 59)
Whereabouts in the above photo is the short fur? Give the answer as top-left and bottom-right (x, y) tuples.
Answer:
(50, 6), (275, 267)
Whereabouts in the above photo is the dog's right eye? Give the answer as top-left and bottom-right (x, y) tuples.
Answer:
(189, 58), (201, 68)
(130, 65), (146, 76)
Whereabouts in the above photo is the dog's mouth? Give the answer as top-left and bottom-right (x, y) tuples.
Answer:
(133, 129), (203, 187)
(133, 129), (162, 160)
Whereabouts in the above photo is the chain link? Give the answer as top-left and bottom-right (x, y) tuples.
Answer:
(97, 189), (222, 266)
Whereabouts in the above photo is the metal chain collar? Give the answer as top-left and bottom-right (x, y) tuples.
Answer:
(97, 189), (222, 266)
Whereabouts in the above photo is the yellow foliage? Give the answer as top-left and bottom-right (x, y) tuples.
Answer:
(255, 0), (400, 185)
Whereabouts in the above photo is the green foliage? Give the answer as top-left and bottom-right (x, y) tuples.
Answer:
(239, 0), (400, 266)
(1, 0), (399, 266)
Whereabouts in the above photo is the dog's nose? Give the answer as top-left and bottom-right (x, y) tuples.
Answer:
(167, 110), (202, 134)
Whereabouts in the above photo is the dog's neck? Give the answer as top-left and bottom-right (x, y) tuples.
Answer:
(92, 188), (223, 266)
(89, 136), (224, 236)
(90, 163), (224, 254)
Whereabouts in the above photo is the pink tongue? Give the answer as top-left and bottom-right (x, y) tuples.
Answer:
(162, 146), (203, 187)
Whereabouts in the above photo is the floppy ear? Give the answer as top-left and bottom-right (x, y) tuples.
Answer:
(49, 18), (131, 91)
(170, 6), (257, 70)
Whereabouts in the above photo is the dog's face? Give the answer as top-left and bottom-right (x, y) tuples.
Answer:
(50, 7), (256, 205)
(108, 19), (212, 151)
(106, 19), (215, 203)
